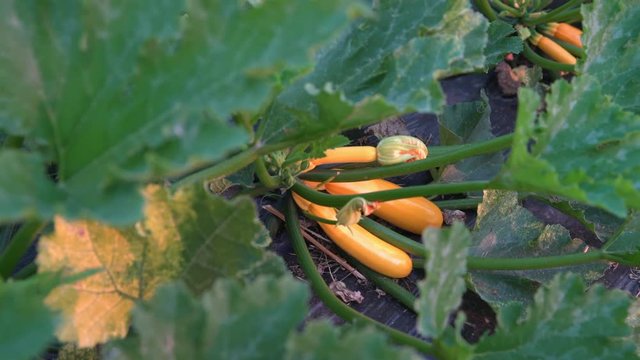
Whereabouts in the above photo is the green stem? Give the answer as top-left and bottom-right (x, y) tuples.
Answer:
(473, 0), (498, 20)
(490, 0), (522, 16)
(254, 156), (280, 189)
(524, 0), (582, 25)
(170, 137), (303, 191)
(171, 148), (258, 190)
(545, 8), (581, 24)
(410, 250), (607, 270)
(434, 198), (482, 210)
(300, 134), (514, 182)
(522, 42), (575, 72)
(348, 257), (417, 311)
(0, 220), (46, 280)
(292, 180), (493, 208)
(359, 218), (427, 257)
(467, 250), (606, 270)
(285, 196), (436, 355)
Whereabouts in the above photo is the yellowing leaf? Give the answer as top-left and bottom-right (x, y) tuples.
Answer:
(37, 185), (183, 347)
(36, 184), (281, 347)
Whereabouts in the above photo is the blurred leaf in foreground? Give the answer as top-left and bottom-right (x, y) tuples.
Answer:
(0, 0), (354, 225)
(0, 274), (63, 360)
(417, 222), (470, 339)
(285, 321), (421, 360)
(110, 276), (308, 359)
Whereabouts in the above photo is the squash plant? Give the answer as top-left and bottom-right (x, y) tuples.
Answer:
(1, 0), (640, 358)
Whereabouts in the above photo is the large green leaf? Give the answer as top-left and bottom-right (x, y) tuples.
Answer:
(468, 191), (606, 307)
(110, 276), (309, 359)
(475, 273), (637, 359)
(417, 222), (470, 339)
(261, 0), (488, 144)
(438, 95), (504, 183)
(285, 321), (421, 360)
(0, 274), (62, 360)
(580, 0), (640, 113)
(0, 0), (353, 224)
(499, 76), (640, 218)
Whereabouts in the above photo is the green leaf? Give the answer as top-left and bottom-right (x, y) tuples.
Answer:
(438, 94), (504, 183)
(0, 274), (63, 360)
(262, 89), (397, 149)
(261, 0), (489, 144)
(603, 211), (640, 253)
(483, 20), (522, 69)
(580, 0), (640, 113)
(0, 150), (66, 222)
(176, 187), (284, 295)
(417, 222), (470, 338)
(499, 76), (640, 218)
(541, 198), (624, 242)
(0, 0), (354, 225)
(475, 273), (637, 359)
(110, 275), (309, 360)
(468, 191), (606, 308)
(285, 321), (421, 359)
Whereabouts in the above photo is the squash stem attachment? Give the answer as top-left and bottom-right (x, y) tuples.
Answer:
(300, 134), (514, 182)
(284, 196), (436, 355)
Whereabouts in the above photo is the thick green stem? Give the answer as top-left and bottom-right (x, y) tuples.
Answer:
(434, 198), (482, 210)
(522, 42), (575, 72)
(467, 250), (606, 270)
(473, 0), (498, 20)
(254, 156), (280, 189)
(349, 257), (417, 312)
(170, 137), (302, 191)
(285, 196), (436, 355)
(292, 180), (492, 208)
(546, 8), (582, 24)
(410, 250), (607, 270)
(359, 218), (427, 257)
(171, 148), (258, 191)
(0, 220), (46, 280)
(524, 0), (582, 25)
(490, 0), (522, 16)
(301, 134), (514, 182)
